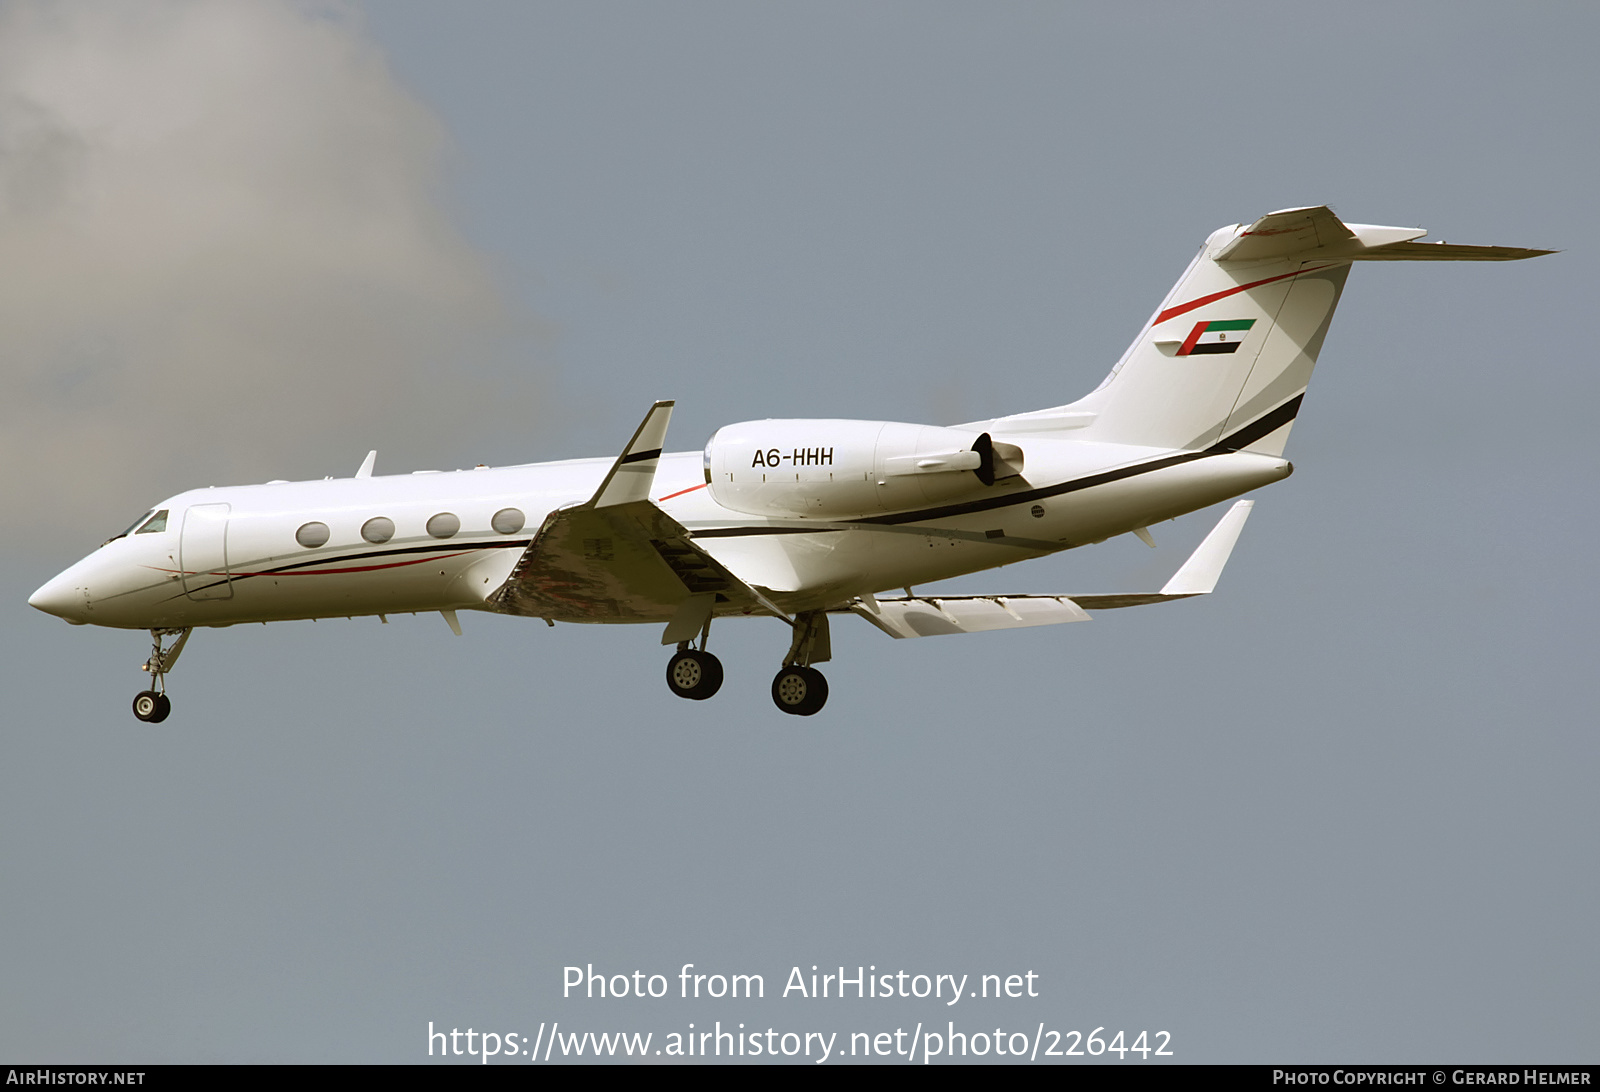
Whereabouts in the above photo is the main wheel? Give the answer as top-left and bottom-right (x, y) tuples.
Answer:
(770, 665), (828, 716)
(666, 650), (724, 700)
(133, 691), (171, 723)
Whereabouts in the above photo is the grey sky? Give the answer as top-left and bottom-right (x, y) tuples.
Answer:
(0, 0), (526, 543)
(3, 0), (1595, 1064)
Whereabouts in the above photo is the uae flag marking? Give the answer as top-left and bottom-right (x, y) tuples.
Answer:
(1178, 318), (1256, 356)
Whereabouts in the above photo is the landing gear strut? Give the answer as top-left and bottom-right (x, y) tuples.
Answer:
(665, 613), (723, 701)
(660, 606), (834, 714)
(134, 628), (190, 723)
(771, 610), (830, 716)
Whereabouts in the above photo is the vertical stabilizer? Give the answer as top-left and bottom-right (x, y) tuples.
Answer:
(1073, 207), (1358, 455)
(994, 207), (1552, 456)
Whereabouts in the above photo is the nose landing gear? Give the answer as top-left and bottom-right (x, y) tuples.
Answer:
(134, 628), (190, 723)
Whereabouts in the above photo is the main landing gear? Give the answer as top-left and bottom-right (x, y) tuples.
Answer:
(770, 610), (829, 716)
(660, 609), (833, 715)
(666, 647), (724, 700)
(665, 602), (725, 700)
(770, 664), (828, 717)
(133, 628), (190, 723)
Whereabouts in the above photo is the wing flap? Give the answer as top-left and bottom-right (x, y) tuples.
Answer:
(848, 595), (1091, 639)
(842, 499), (1254, 638)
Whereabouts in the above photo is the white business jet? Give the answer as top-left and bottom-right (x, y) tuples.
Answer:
(30, 207), (1549, 721)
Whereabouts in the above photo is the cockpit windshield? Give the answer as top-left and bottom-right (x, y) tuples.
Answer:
(107, 510), (154, 544)
(106, 509), (167, 544)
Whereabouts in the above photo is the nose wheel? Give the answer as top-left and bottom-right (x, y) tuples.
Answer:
(666, 649), (724, 700)
(133, 628), (190, 723)
(133, 691), (171, 723)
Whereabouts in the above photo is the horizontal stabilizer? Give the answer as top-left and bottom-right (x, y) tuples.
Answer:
(1215, 205), (1553, 263)
(1339, 240), (1557, 262)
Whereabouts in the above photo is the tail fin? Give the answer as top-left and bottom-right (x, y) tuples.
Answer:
(1007, 206), (1551, 455)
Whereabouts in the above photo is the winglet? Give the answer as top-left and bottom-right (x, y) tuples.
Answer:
(589, 401), (675, 509)
(355, 450), (377, 478)
(1160, 500), (1253, 596)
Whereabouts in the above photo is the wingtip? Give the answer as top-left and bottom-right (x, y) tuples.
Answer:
(1158, 500), (1254, 597)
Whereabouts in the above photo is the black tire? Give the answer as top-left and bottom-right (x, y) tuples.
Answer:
(666, 650), (724, 700)
(770, 665), (828, 716)
(133, 690), (164, 723)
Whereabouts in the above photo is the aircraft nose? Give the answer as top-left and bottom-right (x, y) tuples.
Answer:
(28, 571), (87, 623)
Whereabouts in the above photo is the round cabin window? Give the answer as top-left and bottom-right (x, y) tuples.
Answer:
(426, 512), (461, 539)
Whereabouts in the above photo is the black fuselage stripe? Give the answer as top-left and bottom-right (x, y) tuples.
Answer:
(689, 396), (1304, 536)
(852, 395), (1302, 525)
(177, 397), (1306, 592)
(852, 450), (1210, 525)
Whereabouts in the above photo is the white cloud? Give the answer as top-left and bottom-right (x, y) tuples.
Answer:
(0, 0), (531, 550)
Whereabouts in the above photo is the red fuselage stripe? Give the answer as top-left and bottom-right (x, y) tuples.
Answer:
(657, 482), (708, 502)
(259, 551), (475, 576)
(154, 550), (476, 580)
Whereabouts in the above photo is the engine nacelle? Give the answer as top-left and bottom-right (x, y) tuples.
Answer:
(703, 419), (1022, 519)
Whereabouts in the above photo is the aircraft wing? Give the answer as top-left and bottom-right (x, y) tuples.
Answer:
(846, 500), (1253, 639)
(490, 401), (791, 627)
